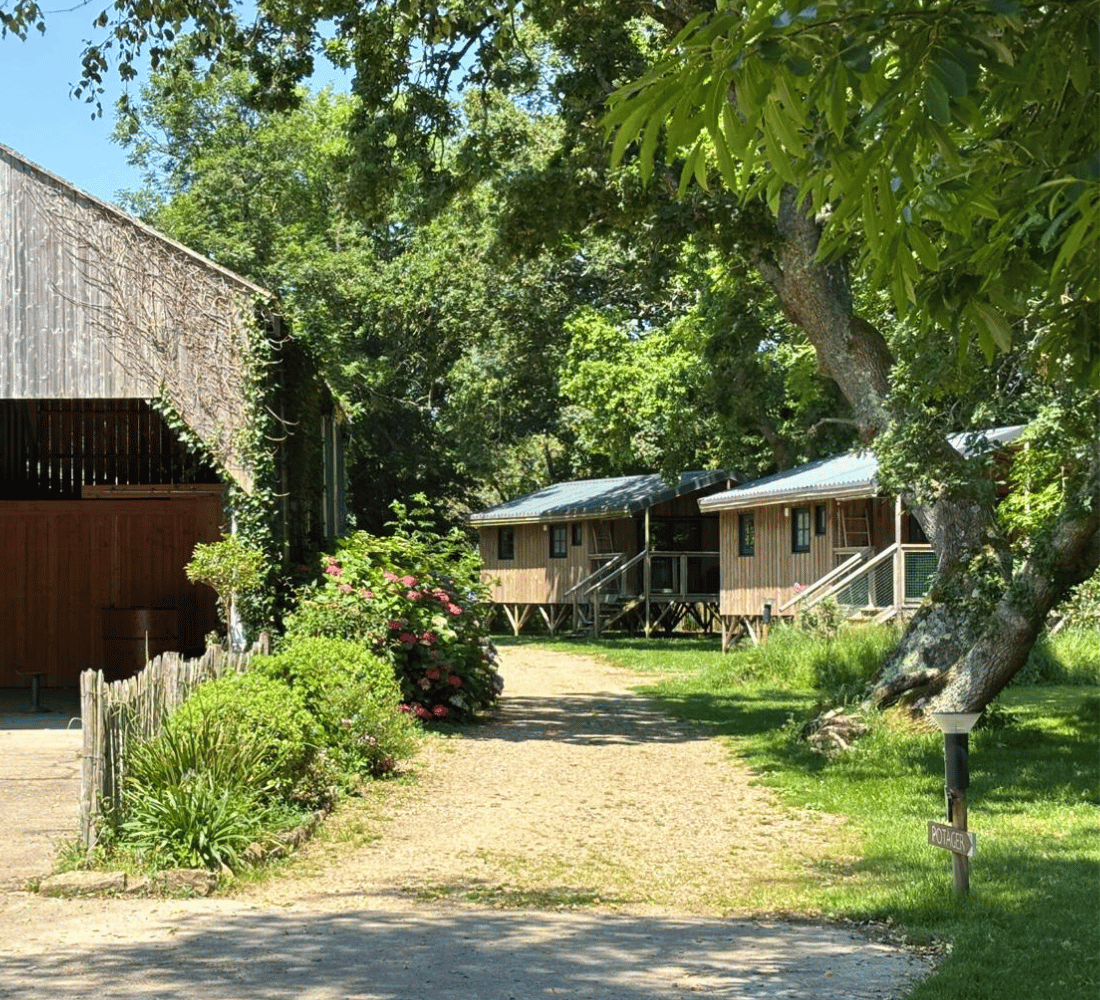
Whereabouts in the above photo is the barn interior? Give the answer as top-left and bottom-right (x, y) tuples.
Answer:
(0, 398), (224, 688)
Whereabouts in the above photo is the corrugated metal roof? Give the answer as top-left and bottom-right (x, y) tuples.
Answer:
(700, 426), (1025, 511)
(470, 470), (732, 525)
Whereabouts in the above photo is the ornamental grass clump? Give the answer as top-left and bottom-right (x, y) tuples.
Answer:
(117, 682), (303, 871)
(283, 498), (503, 722)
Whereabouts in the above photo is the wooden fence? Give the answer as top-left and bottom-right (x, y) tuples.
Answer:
(79, 636), (270, 850)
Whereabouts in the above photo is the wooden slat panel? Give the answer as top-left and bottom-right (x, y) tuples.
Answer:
(720, 501), (839, 617)
(0, 144), (261, 489)
(0, 495), (221, 687)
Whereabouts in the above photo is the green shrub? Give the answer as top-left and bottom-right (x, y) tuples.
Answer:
(166, 672), (320, 803)
(283, 498), (503, 722)
(255, 637), (420, 778)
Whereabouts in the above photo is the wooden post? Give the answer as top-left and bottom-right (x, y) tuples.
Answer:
(894, 495), (904, 613)
(950, 789), (970, 894)
(644, 507), (652, 638)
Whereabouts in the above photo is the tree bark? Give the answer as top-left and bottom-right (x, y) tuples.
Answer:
(924, 462), (1100, 712)
(755, 186), (1092, 714)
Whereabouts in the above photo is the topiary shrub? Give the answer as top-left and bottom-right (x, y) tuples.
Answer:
(255, 637), (420, 778)
(283, 497), (503, 722)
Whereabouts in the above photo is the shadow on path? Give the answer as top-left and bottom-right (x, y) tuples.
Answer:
(0, 902), (930, 999)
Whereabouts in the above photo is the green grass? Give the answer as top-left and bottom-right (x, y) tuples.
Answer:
(506, 629), (1100, 1000)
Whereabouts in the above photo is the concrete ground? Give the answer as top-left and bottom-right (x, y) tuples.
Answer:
(0, 686), (83, 890)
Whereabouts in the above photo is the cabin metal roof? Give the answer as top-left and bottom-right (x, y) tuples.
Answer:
(470, 470), (733, 525)
(699, 426), (1025, 512)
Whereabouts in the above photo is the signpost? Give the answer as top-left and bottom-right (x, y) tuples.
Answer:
(930, 711), (981, 894)
(927, 821), (977, 859)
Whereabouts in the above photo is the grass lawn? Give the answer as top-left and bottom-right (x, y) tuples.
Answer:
(499, 630), (1099, 1000)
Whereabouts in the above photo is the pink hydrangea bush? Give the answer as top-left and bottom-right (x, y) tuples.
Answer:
(283, 499), (502, 722)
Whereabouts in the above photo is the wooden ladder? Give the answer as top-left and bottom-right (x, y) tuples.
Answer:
(840, 514), (871, 548)
(591, 520), (615, 554)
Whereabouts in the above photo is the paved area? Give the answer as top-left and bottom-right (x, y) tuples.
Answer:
(0, 687), (83, 890)
(0, 656), (932, 999)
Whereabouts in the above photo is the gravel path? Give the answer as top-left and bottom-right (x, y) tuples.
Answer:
(0, 644), (933, 998)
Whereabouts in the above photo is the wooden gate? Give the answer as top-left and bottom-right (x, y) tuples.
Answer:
(0, 489), (223, 688)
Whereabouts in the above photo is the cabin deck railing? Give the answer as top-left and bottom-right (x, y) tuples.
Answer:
(788, 543), (936, 622)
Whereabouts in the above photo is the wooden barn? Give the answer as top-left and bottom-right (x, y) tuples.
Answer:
(700, 427), (1024, 649)
(0, 142), (344, 690)
(471, 471), (735, 636)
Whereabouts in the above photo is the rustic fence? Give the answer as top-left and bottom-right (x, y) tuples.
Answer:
(79, 636), (270, 851)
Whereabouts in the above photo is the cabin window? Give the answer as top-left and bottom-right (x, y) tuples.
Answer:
(814, 504), (827, 536)
(549, 524), (568, 558)
(738, 513), (755, 556)
(792, 507), (811, 553)
(498, 527), (515, 561)
(571, 523), (583, 546)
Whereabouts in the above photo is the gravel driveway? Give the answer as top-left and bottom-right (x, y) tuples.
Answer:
(0, 645), (932, 999)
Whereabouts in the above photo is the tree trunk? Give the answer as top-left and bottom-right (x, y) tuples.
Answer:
(756, 187), (1094, 714)
(915, 464), (1100, 712)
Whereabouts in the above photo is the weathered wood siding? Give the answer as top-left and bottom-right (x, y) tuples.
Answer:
(0, 493), (222, 687)
(479, 517), (639, 603)
(718, 501), (833, 616)
(0, 143), (267, 490)
(719, 497), (908, 616)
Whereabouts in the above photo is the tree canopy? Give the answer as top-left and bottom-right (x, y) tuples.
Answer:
(605, 0), (1098, 384)
(7, 0), (1097, 712)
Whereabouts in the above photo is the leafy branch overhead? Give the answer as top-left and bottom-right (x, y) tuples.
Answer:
(605, 0), (1099, 384)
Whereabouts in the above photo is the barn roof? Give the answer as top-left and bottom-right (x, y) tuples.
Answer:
(699, 426), (1025, 512)
(470, 470), (733, 525)
(0, 141), (274, 491)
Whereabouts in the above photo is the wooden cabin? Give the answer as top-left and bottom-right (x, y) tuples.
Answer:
(0, 143), (345, 688)
(471, 471), (735, 636)
(700, 427), (1024, 649)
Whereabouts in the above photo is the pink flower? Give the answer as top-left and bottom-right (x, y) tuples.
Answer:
(418, 678), (431, 690)
(432, 588), (450, 601)
(324, 564), (342, 577)
(425, 668), (441, 680)
(338, 583), (353, 594)
(398, 703), (412, 714)
(421, 631), (436, 645)
(432, 705), (449, 718)
(448, 674), (463, 688)
(387, 619), (405, 630)
(401, 575), (418, 587)
(399, 632), (417, 645)
(446, 604), (463, 616)
(406, 590), (423, 601)
(383, 571), (399, 583)
(360, 589), (374, 600)
(414, 704), (431, 720)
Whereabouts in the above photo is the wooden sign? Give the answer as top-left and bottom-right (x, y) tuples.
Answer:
(927, 821), (977, 858)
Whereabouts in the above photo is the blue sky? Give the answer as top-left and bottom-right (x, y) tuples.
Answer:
(1, 11), (350, 206)
(1, 11), (144, 204)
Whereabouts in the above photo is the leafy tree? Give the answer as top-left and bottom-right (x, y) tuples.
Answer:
(16, 0), (1094, 711)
